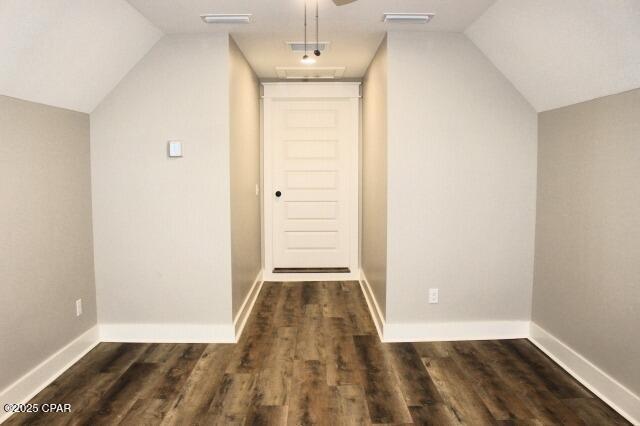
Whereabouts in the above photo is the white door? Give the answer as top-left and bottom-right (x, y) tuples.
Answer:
(263, 83), (359, 275)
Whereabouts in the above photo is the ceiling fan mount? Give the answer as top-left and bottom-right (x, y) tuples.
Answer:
(298, 0), (355, 66)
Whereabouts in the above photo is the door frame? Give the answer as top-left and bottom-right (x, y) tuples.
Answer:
(261, 82), (361, 282)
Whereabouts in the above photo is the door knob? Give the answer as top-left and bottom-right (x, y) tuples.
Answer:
(275, 191), (282, 198)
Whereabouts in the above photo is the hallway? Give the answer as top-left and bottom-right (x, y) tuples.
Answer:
(6, 282), (628, 425)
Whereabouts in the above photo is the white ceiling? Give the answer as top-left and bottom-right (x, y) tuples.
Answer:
(3, 0), (639, 113)
(126, 0), (496, 78)
(467, 0), (640, 112)
(0, 0), (161, 113)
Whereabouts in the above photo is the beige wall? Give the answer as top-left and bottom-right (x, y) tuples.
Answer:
(0, 96), (96, 390)
(362, 37), (388, 317)
(385, 32), (538, 324)
(534, 89), (640, 396)
(229, 37), (261, 318)
(91, 34), (234, 327)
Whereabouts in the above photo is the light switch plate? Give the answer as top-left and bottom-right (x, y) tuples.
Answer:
(168, 141), (182, 158)
(428, 288), (439, 304)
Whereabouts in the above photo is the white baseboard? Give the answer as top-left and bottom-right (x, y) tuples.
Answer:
(0, 325), (100, 424)
(358, 270), (385, 340)
(529, 323), (640, 425)
(357, 270), (528, 344)
(383, 320), (530, 343)
(99, 323), (235, 344)
(99, 271), (264, 345)
(233, 270), (264, 340)
(2, 305), (636, 426)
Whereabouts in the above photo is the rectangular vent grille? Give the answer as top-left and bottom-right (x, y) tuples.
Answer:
(287, 41), (330, 53)
(382, 13), (434, 23)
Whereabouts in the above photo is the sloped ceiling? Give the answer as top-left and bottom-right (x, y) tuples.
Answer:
(467, 0), (640, 112)
(3, 0), (638, 113)
(0, 0), (162, 113)
(126, 0), (495, 79)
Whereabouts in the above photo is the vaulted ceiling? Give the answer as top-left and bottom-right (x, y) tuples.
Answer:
(0, 0), (161, 113)
(467, 0), (640, 112)
(1, 0), (639, 113)
(125, 0), (495, 79)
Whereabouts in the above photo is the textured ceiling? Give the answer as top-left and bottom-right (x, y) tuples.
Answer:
(126, 0), (496, 79)
(0, 0), (161, 113)
(467, 0), (640, 112)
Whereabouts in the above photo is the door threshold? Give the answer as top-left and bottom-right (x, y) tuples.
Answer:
(273, 267), (350, 274)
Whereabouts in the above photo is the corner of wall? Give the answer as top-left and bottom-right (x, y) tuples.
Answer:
(228, 34), (262, 322)
(463, 31), (538, 115)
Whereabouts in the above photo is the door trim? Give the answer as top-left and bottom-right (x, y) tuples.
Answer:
(263, 82), (361, 99)
(262, 82), (361, 282)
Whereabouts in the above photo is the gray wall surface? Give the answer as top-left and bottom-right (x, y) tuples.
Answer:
(90, 34), (234, 326)
(385, 32), (538, 324)
(229, 37), (262, 318)
(534, 88), (640, 396)
(361, 37), (388, 317)
(0, 95), (97, 390)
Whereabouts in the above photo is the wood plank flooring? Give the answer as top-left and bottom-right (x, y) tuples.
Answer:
(5, 281), (629, 425)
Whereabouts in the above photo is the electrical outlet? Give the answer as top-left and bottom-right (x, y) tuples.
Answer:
(428, 288), (439, 304)
(76, 299), (83, 317)
(255, 184), (260, 196)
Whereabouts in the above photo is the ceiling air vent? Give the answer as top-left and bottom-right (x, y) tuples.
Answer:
(275, 67), (346, 80)
(286, 41), (330, 53)
(383, 13), (434, 24)
(200, 14), (252, 24)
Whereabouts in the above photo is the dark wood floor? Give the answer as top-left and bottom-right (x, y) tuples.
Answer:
(6, 282), (629, 425)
